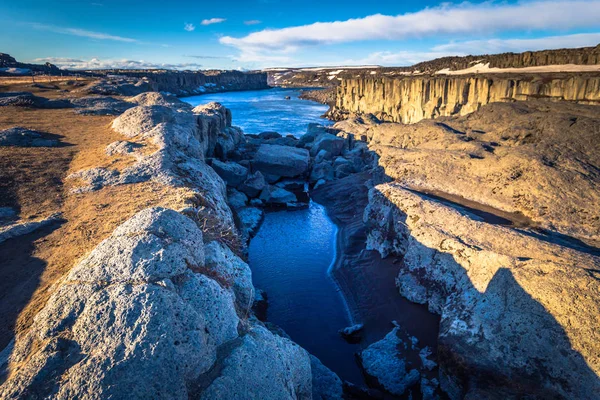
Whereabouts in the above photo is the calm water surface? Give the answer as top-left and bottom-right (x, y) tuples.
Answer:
(248, 202), (363, 384)
(183, 87), (332, 137)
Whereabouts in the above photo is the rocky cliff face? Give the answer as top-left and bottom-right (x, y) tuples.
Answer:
(112, 70), (269, 96)
(333, 73), (600, 124)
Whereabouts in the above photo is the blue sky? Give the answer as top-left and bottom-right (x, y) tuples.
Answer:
(1, 0), (600, 70)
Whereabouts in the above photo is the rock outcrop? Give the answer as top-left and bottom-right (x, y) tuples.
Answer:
(335, 100), (600, 244)
(332, 74), (600, 124)
(364, 183), (600, 399)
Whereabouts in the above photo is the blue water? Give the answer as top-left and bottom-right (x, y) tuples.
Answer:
(248, 202), (363, 384)
(183, 88), (332, 137)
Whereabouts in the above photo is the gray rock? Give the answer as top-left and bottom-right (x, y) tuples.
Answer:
(211, 159), (248, 188)
(236, 206), (264, 239)
(260, 186), (297, 206)
(204, 240), (255, 312)
(310, 355), (344, 400)
(314, 149), (333, 163)
(253, 144), (310, 177)
(0, 127), (59, 147)
(238, 171), (267, 198)
(309, 133), (345, 157)
(71, 96), (134, 115)
(0, 213), (62, 244)
(310, 161), (334, 182)
(258, 131), (282, 140)
(360, 327), (420, 396)
(0, 92), (71, 108)
(105, 140), (143, 156)
(199, 324), (312, 400)
(227, 188), (248, 210)
(127, 92), (190, 110)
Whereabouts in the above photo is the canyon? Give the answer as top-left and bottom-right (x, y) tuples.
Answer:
(0, 44), (600, 399)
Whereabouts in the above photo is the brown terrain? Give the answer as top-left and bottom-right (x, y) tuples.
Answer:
(0, 80), (193, 349)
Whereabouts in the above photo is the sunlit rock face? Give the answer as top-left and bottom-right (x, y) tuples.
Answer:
(333, 74), (600, 124)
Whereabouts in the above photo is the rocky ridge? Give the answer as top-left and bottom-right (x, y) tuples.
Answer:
(0, 92), (341, 399)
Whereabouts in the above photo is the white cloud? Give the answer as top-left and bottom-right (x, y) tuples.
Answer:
(244, 20), (262, 25)
(30, 23), (137, 42)
(184, 23), (196, 32)
(201, 18), (226, 26)
(220, 1), (600, 58)
(34, 57), (203, 70)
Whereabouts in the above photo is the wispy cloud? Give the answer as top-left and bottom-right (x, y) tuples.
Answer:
(221, 0), (600, 61)
(244, 20), (262, 25)
(184, 23), (196, 32)
(201, 18), (226, 26)
(30, 23), (137, 42)
(184, 54), (231, 59)
(34, 57), (203, 70)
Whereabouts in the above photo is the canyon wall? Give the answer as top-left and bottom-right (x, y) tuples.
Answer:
(117, 70), (269, 96)
(332, 74), (600, 124)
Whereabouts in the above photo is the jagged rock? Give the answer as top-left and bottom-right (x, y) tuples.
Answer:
(198, 324), (312, 400)
(105, 140), (143, 156)
(309, 133), (345, 157)
(204, 241), (254, 312)
(314, 149), (333, 163)
(211, 159), (248, 188)
(70, 96), (134, 115)
(298, 123), (330, 148)
(338, 323), (364, 343)
(0, 127), (59, 147)
(310, 161), (334, 183)
(333, 157), (354, 178)
(359, 327), (420, 396)
(193, 102), (232, 156)
(227, 188), (248, 210)
(236, 206), (264, 239)
(310, 355), (344, 400)
(365, 183), (600, 399)
(253, 144), (310, 177)
(68, 167), (120, 193)
(260, 186), (297, 206)
(238, 171), (267, 198)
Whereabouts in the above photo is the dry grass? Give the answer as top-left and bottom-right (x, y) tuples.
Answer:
(0, 82), (203, 347)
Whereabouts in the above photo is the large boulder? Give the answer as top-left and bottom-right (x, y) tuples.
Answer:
(359, 327), (420, 396)
(253, 144), (310, 178)
(238, 171), (267, 198)
(211, 159), (248, 188)
(309, 133), (345, 157)
(260, 186), (297, 206)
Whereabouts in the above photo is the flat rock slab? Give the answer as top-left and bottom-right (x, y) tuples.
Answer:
(253, 144), (310, 178)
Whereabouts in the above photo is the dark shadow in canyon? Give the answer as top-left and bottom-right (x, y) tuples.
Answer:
(0, 220), (65, 352)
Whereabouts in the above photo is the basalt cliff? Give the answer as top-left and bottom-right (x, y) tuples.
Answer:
(331, 73), (600, 124)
